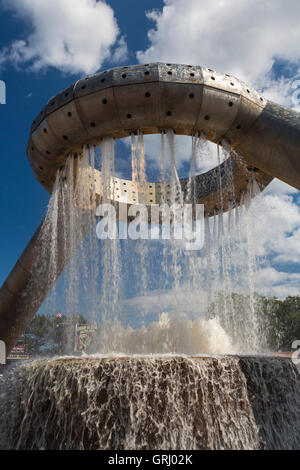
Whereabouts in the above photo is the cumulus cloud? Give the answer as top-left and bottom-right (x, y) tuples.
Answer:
(0, 0), (127, 74)
(254, 268), (300, 298)
(263, 179), (298, 197)
(244, 193), (300, 264)
(137, 0), (300, 107)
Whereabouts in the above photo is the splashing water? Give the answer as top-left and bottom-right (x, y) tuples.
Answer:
(89, 313), (235, 355)
(0, 356), (299, 450)
(29, 133), (271, 354)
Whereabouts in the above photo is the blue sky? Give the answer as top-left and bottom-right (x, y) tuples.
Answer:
(0, 0), (163, 285)
(0, 0), (300, 301)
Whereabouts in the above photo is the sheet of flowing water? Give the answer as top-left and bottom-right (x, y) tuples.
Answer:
(164, 130), (184, 297)
(129, 133), (149, 329)
(33, 132), (268, 354)
(43, 149), (102, 351)
(99, 138), (121, 343)
(0, 356), (299, 450)
(194, 144), (268, 353)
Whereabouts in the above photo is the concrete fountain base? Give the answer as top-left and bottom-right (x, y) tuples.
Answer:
(0, 356), (299, 450)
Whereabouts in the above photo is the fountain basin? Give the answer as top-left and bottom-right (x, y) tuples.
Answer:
(0, 355), (299, 450)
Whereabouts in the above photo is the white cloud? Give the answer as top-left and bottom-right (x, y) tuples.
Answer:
(111, 36), (128, 64)
(262, 77), (300, 111)
(122, 285), (209, 316)
(254, 267), (300, 298)
(263, 179), (298, 196)
(0, 0), (127, 74)
(241, 192), (300, 262)
(137, 0), (300, 106)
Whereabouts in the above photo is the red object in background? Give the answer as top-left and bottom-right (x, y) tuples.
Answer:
(12, 345), (25, 351)
(56, 312), (62, 318)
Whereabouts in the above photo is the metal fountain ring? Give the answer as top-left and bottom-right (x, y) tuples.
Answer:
(27, 62), (291, 216)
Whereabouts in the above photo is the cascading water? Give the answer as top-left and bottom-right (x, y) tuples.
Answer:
(1, 132), (299, 450)
(0, 356), (299, 450)
(27, 133), (277, 352)
(99, 138), (121, 331)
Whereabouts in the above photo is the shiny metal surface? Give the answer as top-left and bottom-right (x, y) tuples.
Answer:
(27, 63), (273, 199)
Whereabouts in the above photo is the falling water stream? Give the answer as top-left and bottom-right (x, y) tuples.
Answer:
(0, 133), (299, 450)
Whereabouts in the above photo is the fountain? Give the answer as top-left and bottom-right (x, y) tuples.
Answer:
(0, 63), (299, 450)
